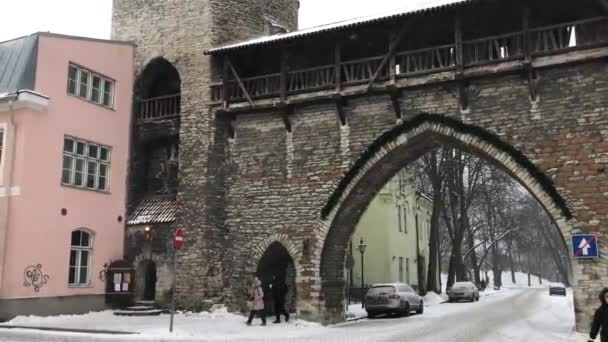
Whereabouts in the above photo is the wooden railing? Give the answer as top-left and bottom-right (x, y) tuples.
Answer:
(137, 94), (181, 122)
(530, 17), (608, 55)
(463, 32), (524, 66)
(395, 44), (456, 76)
(342, 56), (389, 84)
(289, 65), (335, 93)
(210, 16), (608, 103)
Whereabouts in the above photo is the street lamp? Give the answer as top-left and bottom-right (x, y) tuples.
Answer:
(356, 238), (367, 308)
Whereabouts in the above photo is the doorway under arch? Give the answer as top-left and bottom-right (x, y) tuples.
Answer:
(137, 260), (157, 301)
(256, 242), (297, 315)
(318, 114), (573, 323)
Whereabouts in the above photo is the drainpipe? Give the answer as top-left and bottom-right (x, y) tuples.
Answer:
(0, 98), (18, 292)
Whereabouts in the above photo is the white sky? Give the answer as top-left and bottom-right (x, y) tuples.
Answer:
(0, 0), (435, 42)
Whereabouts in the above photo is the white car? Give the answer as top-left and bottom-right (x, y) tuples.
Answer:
(448, 281), (480, 302)
(365, 283), (424, 318)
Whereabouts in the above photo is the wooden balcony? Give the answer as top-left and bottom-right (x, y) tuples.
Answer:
(136, 93), (181, 123)
(211, 16), (608, 110)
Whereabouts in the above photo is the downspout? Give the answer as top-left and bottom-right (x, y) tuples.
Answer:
(0, 99), (18, 291)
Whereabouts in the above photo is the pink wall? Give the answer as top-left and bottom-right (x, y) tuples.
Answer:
(0, 34), (134, 299)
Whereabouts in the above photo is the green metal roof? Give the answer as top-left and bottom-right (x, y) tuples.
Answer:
(0, 34), (39, 93)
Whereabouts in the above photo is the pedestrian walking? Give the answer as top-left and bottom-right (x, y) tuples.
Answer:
(271, 275), (289, 323)
(589, 288), (608, 341)
(246, 277), (266, 326)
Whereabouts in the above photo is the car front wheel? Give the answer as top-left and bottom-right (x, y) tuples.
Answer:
(416, 301), (424, 314)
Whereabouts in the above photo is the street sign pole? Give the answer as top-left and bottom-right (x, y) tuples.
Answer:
(170, 228), (184, 333)
(169, 247), (177, 332)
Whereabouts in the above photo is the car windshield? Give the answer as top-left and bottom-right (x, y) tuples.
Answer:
(452, 282), (472, 289)
(367, 286), (396, 295)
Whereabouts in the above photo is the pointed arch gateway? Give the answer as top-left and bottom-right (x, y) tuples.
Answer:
(254, 238), (301, 316)
(318, 113), (573, 323)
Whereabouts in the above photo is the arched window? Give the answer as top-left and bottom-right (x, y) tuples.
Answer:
(69, 230), (93, 286)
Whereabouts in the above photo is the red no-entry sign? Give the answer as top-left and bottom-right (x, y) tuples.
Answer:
(175, 228), (185, 250)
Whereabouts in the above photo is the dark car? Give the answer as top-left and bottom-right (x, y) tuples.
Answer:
(549, 285), (567, 296)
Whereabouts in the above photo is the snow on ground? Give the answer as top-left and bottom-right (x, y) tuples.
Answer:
(0, 288), (580, 342)
(422, 291), (447, 305)
(345, 304), (366, 320)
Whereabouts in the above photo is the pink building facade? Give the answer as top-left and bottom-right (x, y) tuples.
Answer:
(0, 33), (134, 320)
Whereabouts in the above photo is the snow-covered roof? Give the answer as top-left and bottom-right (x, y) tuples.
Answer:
(127, 194), (177, 226)
(205, 0), (471, 55)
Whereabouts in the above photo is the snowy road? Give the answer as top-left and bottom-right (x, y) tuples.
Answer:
(0, 288), (581, 342)
(330, 288), (576, 342)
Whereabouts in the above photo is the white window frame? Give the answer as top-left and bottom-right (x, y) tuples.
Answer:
(68, 229), (93, 287)
(67, 64), (115, 109)
(62, 136), (111, 192)
(0, 123), (6, 185)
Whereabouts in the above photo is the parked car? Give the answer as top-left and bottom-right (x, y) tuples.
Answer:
(549, 284), (567, 296)
(364, 283), (424, 318)
(448, 281), (480, 302)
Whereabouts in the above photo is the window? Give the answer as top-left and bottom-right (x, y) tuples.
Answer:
(62, 137), (110, 191)
(67, 64), (115, 108)
(406, 258), (410, 284)
(399, 257), (404, 282)
(69, 230), (93, 286)
(397, 205), (402, 232)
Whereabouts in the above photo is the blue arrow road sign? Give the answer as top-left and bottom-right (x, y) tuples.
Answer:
(572, 234), (599, 258)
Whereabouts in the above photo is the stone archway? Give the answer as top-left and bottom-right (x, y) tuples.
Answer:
(318, 114), (574, 323)
(255, 240), (299, 317)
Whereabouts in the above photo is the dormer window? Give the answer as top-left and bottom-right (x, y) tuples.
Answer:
(67, 64), (115, 109)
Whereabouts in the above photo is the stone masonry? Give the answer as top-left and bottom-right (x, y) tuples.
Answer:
(112, 0), (608, 330)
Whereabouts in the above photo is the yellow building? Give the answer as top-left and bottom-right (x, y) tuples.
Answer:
(348, 169), (436, 292)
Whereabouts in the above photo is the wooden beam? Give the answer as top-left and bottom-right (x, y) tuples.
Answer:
(522, 6), (531, 64)
(454, 14), (464, 74)
(366, 23), (410, 91)
(335, 42), (342, 92)
(527, 70), (538, 101)
(459, 83), (469, 111)
(389, 88), (402, 119)
(280, 49), (289, 102)
(334, 95), (347, 126)
(226, 59), (254, 107)
(280, 105), (294, 133)
(389, 33), (397, 84)
(222, 57), (230, 110)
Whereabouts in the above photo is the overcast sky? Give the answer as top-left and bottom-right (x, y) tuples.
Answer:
(0, 0), (437, 42)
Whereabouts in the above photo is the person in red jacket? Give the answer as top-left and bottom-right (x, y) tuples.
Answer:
(589, 288), (608, 341)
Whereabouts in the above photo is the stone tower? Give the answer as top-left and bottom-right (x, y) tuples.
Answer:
(111, 0), (299, 309)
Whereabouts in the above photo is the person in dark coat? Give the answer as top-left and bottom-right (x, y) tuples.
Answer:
(271, 275), (289, 323)
(589, 288), (608, 341)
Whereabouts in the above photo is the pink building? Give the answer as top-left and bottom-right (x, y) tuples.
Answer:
(0, 33), (134, 320)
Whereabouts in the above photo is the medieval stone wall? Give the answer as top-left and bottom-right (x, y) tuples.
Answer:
(218, 60), (608, 325)
(112, 0), (300, 312)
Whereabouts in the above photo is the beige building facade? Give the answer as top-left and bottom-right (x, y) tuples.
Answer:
(348, 169), (435, 292)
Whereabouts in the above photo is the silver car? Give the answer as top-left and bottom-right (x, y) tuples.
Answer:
(364, 283), (424, 318)
(448, 281), (480, 302)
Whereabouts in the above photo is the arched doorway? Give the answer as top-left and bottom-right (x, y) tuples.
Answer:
(136, 57), (181, 100)
(137, 260), (157, 301)
(318, 114), (573, 323)
(256, 242), (297, 316)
